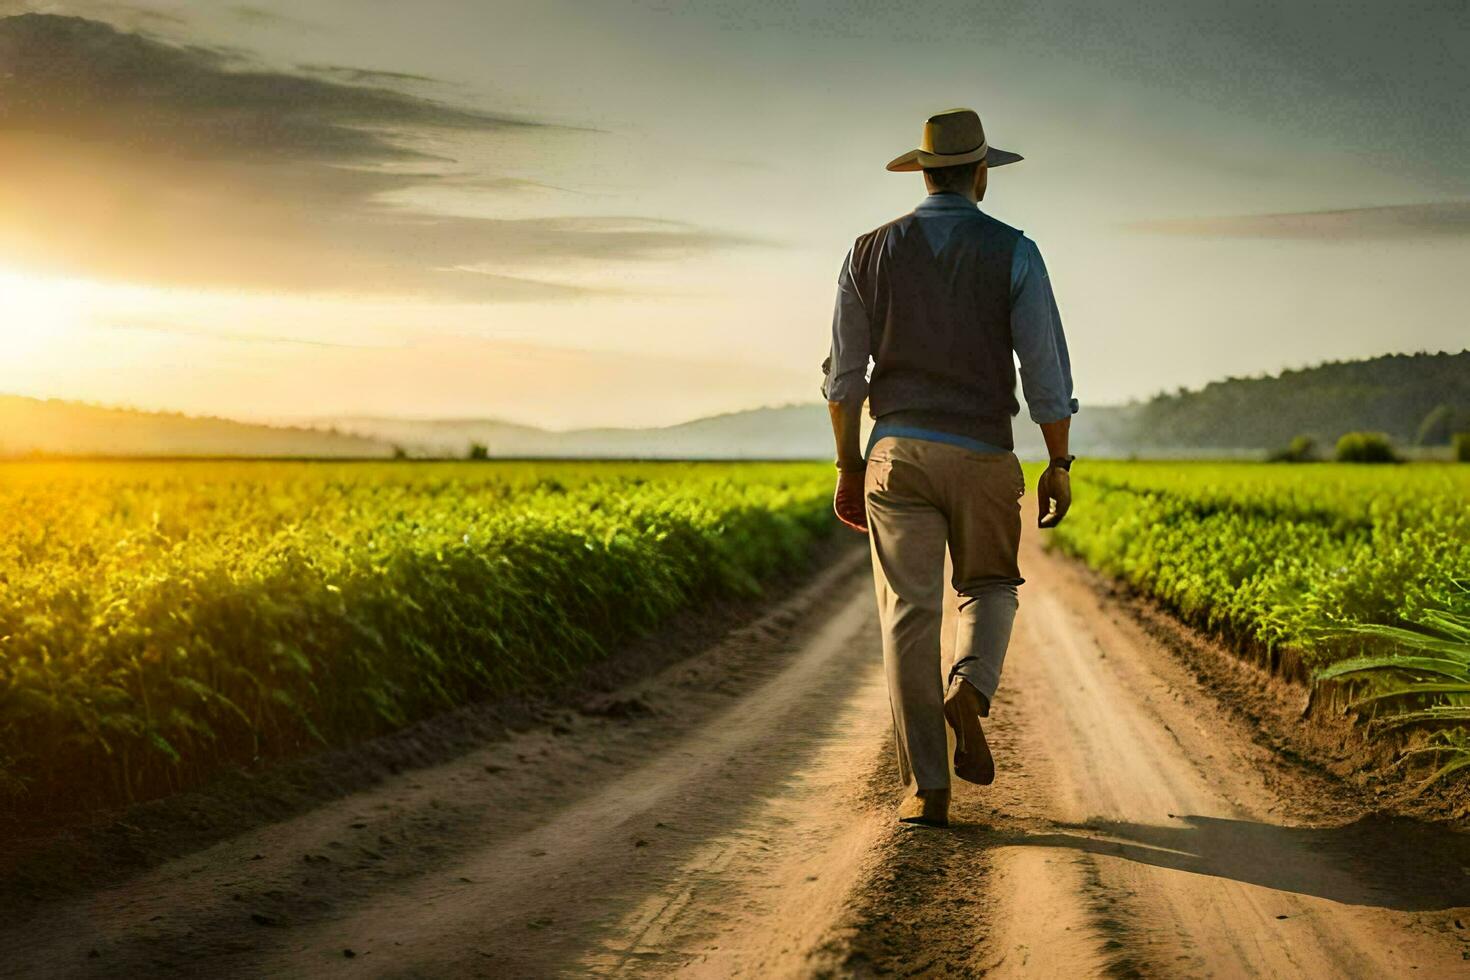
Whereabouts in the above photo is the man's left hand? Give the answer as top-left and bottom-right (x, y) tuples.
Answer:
(833, 469), (868, 533)
(1037, 466), (1071, 528)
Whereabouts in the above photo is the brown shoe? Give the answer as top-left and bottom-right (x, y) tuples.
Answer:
(897, 788), (950, 828)
(944, 678), (995, 785)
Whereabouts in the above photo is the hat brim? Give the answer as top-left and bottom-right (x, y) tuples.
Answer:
(885, 145), (1023, 172)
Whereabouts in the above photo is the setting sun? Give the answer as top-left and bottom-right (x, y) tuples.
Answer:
(0, 266), (90, 359)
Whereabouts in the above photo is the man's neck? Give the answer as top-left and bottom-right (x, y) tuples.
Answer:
(925, 188), (978, 204)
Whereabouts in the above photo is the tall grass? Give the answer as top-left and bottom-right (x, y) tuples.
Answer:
(1317, 591), (1470, 790)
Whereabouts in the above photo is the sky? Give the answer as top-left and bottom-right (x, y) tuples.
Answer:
(0, 1), (1466, 428)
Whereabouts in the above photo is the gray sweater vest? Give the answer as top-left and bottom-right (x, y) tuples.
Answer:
(850, 207), (1021, 450)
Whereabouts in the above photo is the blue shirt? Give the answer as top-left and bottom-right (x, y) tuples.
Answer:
(821, 191), (1079, 455)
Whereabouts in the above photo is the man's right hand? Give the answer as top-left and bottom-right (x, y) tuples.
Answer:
(1036, 466), (1071, 528)
(833, 469), (868, 533)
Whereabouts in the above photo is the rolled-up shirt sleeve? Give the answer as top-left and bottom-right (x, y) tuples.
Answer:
(1011, 236), (1079, 424)
(820, 248), (871, 403)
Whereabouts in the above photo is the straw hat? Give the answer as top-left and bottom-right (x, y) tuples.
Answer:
(886, 108), (1023, 172)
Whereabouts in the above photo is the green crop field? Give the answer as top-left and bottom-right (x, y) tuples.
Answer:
(0, 460), (833, 816)
(1045, 461), (1470, 785)
(8, 456), (1467, 820)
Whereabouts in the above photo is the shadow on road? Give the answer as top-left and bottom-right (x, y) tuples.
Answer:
(956, 813), (1470, 912)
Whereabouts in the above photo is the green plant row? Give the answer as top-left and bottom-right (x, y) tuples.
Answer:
(1044, 461), (1470, 788)
(0, 461), (835, 815)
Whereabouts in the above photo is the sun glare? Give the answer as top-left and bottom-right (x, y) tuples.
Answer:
(0, 267), (90, 360)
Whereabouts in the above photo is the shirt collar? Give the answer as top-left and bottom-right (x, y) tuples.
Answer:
(914, 191), (979, 213)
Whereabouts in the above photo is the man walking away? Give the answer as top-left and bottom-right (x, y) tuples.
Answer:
(822, 108), (1078, 829)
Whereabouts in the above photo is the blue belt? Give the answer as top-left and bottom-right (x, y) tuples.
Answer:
(866, 421), (1008, 458)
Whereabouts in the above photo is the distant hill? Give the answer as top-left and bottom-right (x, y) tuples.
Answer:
(322, 405), (840, 459)
(0, 396), (392, 458)
(1130, 350), (1470, 450)
(327, 350), (1467, 459)
(322, 402), (1139, 461)
(3, 349), (1462, 460)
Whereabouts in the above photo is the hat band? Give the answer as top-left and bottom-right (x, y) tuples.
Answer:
(926, 140), (985, 158)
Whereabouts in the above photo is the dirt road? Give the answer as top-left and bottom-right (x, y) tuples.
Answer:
(5, 530), (1469, 978)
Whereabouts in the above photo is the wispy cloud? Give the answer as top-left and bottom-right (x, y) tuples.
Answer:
(1127, 202), (1470, 240)
(449, 175), (584, 196)
(103, 319), (405, 349)
(0, 14), (546, 162)
(226, 4), (316, 30)
(298, 63), (444, 87)
(0, 14), (756, 300)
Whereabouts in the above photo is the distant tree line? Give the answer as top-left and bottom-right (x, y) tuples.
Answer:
(1130, 350), (1470, 451)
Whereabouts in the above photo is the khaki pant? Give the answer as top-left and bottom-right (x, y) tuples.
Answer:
(864, 436), (1025, 790)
